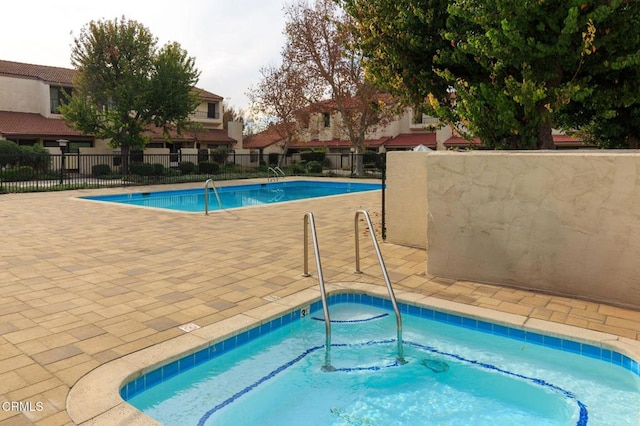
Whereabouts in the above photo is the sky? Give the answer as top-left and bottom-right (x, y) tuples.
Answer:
(1, 0), (289, 113)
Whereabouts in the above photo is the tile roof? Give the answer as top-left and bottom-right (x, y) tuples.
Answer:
(384, 133), (436, 148)
(0, 59), (224, 99)
(444, 134), (588, 148)
(290, 137), (392, 150)
(0, 60), (75, 85)
(193, 88), (224, 102)
(444, 135), (481, 147)
(0, 111), (88, 138)
(243, 123), (293, 149)
(144, 126), (236, 144)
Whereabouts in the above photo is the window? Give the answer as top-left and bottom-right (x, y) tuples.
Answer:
(322, 112), (331, 128)
(207, 102), (219, 119)
(50, 86), (72, 114)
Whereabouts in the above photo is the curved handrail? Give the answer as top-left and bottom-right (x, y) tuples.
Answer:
(204, 178), (223, 215)
(267, 167), (285, 182)
(303, 212), (334, 371)
(354, 210), (405, 363)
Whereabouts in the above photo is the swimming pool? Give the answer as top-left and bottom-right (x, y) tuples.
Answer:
(81, 180), (381, 212)
(122, 293), (640, 425)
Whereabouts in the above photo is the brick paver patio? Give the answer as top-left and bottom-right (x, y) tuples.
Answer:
(1, 179), (640, 425)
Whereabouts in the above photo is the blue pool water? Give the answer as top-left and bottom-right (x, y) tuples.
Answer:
(124, 293), (640, 425)
(81, 180), (381, 212)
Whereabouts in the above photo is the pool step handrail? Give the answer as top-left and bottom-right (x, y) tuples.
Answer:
(267, 166), (286, 182)
(204, 178), (223, 215)
(354, 210), (406, 363)
(302, 212), (335, 372)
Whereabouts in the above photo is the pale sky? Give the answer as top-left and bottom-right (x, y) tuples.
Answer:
(1, 0), (289, 112)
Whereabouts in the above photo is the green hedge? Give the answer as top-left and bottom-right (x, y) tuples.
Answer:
(129, 162), (155, 177)
(1, 166), (34, 181)
(178, 161), (196, 175)
(198, 161), (220, 174)
(300, 150), (326, 163)
(306, 161), (323, 173)
(92, 164), (112, 177)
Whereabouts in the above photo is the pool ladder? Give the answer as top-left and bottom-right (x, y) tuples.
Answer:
(302, 210), (405, 371)
(204, 178), (223, 215)
(268, 166), (285, 182)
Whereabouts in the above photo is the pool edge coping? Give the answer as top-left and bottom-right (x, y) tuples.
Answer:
(70, 176), (383, 215)
(66, 282), (640, 425)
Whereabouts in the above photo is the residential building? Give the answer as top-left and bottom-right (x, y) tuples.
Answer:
(0, 59), (238, 155)
(244, 99), (587, 163)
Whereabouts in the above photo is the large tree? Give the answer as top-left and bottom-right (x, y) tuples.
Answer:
(557, 1), (640, 148)
(341, 0), (640, 149)
(247, 62), (320, 164)
(61, 17), (200, 169)
(284, 0), (399, 172)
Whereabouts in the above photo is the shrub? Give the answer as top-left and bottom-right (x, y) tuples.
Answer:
(198, 161), (220, 174)
(306, 161), (323, 173)
(178, 161), (196, 175)
(198, 149), (210, 162)
(0, 140), (22, 166)
(92, 164), (112, 177)
(210, 148), (229, 165)
(165, 168), (182, 177)
(289, 162), (306, 175)
(129, 162), (155, 177)
(152, 163), (165, 176)
(300, 150), (326, 163)
(1, 166), (34, 181)
(19, 145), (51, 171)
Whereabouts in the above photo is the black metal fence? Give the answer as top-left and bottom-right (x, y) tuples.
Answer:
(0, 152), (384, 193)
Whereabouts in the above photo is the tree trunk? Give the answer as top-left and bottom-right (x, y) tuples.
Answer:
(537, 113), (555, 150)
(121, 145), (130, 174)
(629, 135), (639, 149)
(353, 146), (365, 176)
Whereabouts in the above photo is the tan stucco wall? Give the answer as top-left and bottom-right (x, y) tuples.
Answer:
(386, 151), (429, 248)
(0, 75), (49, 115)
(387, 150), (640, 309)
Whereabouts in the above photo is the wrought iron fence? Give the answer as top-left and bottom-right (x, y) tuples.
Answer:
(0, 152), (384, 193)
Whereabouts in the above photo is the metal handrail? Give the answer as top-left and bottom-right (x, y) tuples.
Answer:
(267, 167), (285, 182)
(354, 210), (405, 363)
(302, 212), (335, 372)
(204, 178), (223, 215)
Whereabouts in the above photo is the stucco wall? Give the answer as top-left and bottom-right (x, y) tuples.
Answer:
(0, 75), (48, 115)
(388, 150), (640, 309)
(386, 151), (429, 248)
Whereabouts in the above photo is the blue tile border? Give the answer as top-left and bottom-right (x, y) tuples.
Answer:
(120, 291), (640, 401)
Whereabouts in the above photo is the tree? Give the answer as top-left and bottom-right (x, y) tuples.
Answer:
(284, 0), (400, 172)
(342, 0), (640, 149)
(61, 17), (200, 170)
(222, 102), (246, 130)
(339, 0), (452, 110)
(247, 62), (318, 164)
(557, 1), (640, 148)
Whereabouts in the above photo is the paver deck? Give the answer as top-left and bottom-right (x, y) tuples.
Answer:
(1, 178), (640, 425)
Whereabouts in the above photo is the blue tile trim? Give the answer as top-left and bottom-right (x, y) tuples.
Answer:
(120, 291), (640, 404)
(310, 313), (389, 323)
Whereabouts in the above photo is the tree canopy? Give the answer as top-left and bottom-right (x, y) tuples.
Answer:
(247, 61), (318, 160)
(61, 17), (200, 164)
(341, 0), (640, 149)
(281, 0), (400, 158)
